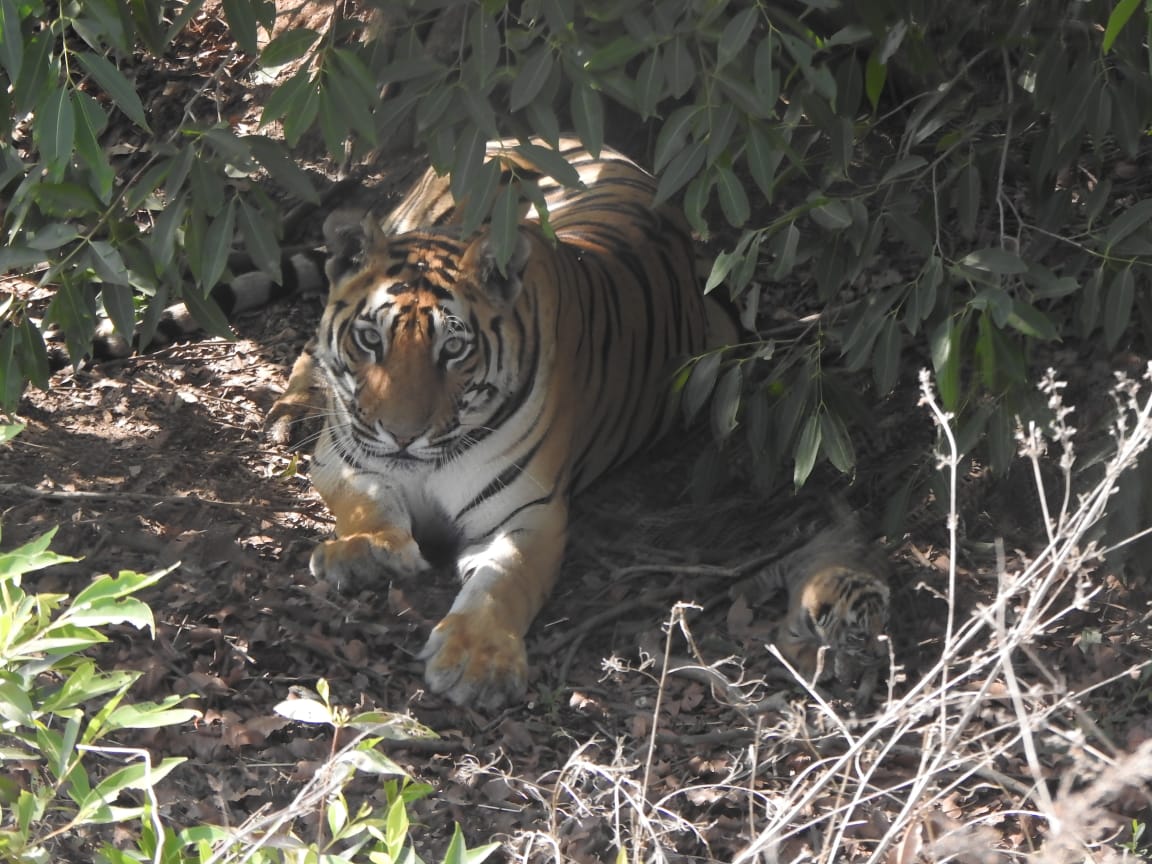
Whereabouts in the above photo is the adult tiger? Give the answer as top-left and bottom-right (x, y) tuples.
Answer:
(272, 138), (736, 708)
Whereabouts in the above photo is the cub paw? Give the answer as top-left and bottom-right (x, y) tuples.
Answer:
(419, 611), (528, 709)
(265, 396), (322, 446)
(309, 532), (428, 592)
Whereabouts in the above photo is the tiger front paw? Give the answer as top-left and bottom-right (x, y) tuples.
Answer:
(309, 532), (428, 592)
(419, 610), (528, 709)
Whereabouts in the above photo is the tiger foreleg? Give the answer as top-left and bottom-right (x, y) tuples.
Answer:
(420, 507), (567, 708)
(307, 471), (430, 591)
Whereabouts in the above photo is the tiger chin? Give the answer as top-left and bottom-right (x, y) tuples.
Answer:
(270, 139), (735, 709)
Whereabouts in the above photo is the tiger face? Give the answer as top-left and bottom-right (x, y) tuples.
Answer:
(315, 222), (532, 467)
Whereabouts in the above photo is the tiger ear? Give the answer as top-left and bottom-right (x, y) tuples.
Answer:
(463, 228), (532, 305)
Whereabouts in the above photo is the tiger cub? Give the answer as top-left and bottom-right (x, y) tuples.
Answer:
(271, 138), (736, 708)
(736, 515), (891, 706)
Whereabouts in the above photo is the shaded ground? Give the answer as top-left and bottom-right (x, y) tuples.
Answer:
(5, 269), (1151, 861)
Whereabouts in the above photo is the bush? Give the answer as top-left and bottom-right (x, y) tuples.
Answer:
(0, 521), (500, 862)
(3, 0), (1152, 506)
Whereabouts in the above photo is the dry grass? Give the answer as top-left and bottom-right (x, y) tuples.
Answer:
(484, 365), (1152, 863)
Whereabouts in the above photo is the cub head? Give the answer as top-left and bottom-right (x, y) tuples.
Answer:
(315, 215), (536, 464)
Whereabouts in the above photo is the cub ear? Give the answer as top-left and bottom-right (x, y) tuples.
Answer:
(322, 210), (386, 284)
(462, 227), (532, 305)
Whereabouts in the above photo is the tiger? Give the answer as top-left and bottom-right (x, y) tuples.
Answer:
(734, 513), (891, 707)
(268, 138), (737, 708)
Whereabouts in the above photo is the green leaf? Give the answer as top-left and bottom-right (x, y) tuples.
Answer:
(819, 409), (855, 475)
(37, 85), (76, 178)
(221, 0), (258, 55)
(653, 138), (705, 205)
(681, 351), (721, 423)
(958, 247), (1028, 275)
(0, 527), (73, 581)
(810, 199), (852, 231)
(635, 49), (662, 119)
(76, 758), (185, 823)
(584, 35), (643, 71)
(718, 7), (758, 70)
(0, 0), (23, 83)
(570, 82), (603, 158)
(282, 74), (320, 146)
(957, 159), (980, 240)
(664, 35), (696, 99)
(1104, 267), (1135, 349)
(930, 316), (965, 412)
(710, 364), (741, 442)
(467, 8), (501, 84)
(1103, 0), (1141, 53)
(87, 240), (131, 286)
(72, 91), (114, 202)
(442, 822), (501, 864)
(451, 125), (487, 206)
(1104, 198), (1152, 248)
(46, 280), (97, 365)
(335, 747), (407, 778)
(753, 37), (778, 115)
(769, 223), (799, 281)
(0, 421), (24, 444)
(18, 318), (49, 391)
(179, 285), (235, 341)
(105, 702), (200, 731)
(260, 28), (319, 68)
(714, 164), (749, 227)
(706, 104), (738, 165)
(514, 142), (581, 187)
(27, 222), (79, 251)
(274, 697), (334, 725)
(872, 316), (902, 394)
(0, 325), (23, 409)
(247, 135), (318, 204)
(654, 105), (700, 173)
(745, 122), (782, 200)
(1005, 299), (1059, 341)
(488, 181), (520, 276)
(199, 197), (236, 292)
(865, 50), (887, 111)
(879, 156), (926, 185)
(77, 53), (150, 132)
(510, 46), (553, 111)
(101, 284), (136, 343)
(793, 413), (821, 489)
(237, 197), (282, 283)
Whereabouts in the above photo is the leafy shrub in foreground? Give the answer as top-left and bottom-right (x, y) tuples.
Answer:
(0, 522), (497, 863)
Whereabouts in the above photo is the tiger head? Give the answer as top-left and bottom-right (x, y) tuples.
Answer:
(315, 215), (538, 465)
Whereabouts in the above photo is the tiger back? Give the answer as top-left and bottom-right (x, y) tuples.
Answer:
(277, 138), (734, 708)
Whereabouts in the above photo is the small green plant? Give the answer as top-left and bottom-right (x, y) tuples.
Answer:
(0, 526), (196, 862)
(1120, 819), (1147, 856)
(0, 524), (500, 863)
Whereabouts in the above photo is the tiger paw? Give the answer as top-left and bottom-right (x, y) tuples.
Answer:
(419, 611), (528, 709)
(309, 532), (428, 592)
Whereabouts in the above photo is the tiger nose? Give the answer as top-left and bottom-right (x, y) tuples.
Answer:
(392, 432), (417, 448)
